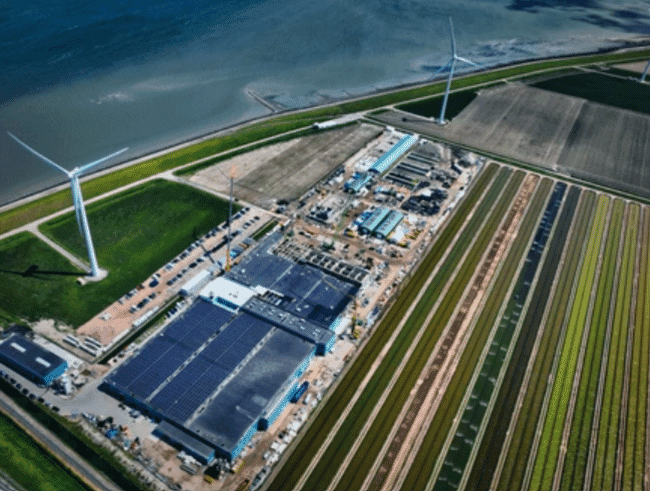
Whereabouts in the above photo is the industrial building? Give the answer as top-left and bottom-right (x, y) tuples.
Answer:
(101, 238), (349, 463)
(344, 172), (372, 194)
(0, 335), (68, 386)
(360, 207), (391, 235)
(374, 210), (404, 239)
(369, 134), (418, 175)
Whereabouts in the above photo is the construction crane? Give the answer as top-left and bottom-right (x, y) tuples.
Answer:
(226, 164), (236, 272)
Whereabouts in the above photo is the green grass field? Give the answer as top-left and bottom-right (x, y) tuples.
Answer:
(395, 88), (481, 120)
(531, 72), (650, 116)
(1, 179), (232, 328)
(0, 232), (85, 327)
(0, 411), (92, 491)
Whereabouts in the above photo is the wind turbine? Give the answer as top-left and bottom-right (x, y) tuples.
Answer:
(8, 132), (128, 279)
(640, 57), (650, 83)
(433, 17), (479, 125)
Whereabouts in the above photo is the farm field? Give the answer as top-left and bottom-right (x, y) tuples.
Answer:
(396, 88), (480, 120)
(265, 161), (650, 491)
(372, 77), (650, 199)
(531, 72), (650, 116)
(188, 123), (382, 208)
(0, 411), (92, 491)
(0, 179), (232, 328)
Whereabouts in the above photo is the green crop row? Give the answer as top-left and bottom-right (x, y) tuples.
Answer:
(592, 202), (639, 490)
(560, 196), (623, 490)
(623, 209), (650, 491)
(264, 164), (501, 491)
(299, 169), (521, 491)
(497, 190), (597, 491)
(397, 174), (552, 491)
(528, 195), (610, 491)
(328, 173), (540, 491)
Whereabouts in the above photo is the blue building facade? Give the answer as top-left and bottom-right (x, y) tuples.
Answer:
(369, 134), (417, 175)
(0, 336), (67, 386)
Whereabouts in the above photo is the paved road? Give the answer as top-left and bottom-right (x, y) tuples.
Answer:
(0, 393), (124, 491)
(0, 469), (27, 491)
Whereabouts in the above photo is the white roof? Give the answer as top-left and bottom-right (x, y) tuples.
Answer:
(199, 277), (256, 308)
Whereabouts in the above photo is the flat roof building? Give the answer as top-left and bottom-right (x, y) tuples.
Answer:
(0, 335), (67, 386)
(369, 134), (417, 175)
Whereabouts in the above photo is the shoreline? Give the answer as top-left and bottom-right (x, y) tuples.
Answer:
(2, 38), (649, 213)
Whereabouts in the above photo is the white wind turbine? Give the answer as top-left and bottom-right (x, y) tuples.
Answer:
(433, 17), (479, 125)
(8, 132), (128, 279)
(640, 57), (650, 83)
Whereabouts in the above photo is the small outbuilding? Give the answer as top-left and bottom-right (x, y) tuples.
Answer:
(0, 335), (68, 386)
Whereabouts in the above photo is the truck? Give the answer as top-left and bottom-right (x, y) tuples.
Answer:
(290, 381), (309, 403)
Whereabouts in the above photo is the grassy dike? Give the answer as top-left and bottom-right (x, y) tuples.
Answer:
(2, 48), (649, 236)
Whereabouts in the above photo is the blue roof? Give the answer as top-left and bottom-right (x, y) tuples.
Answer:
(344, 173), (372, 193)
(0, 335), (67, 381)
(369, 135), (417, 175)
(361, 208), (391, 234)
(374, 210), (404, 238)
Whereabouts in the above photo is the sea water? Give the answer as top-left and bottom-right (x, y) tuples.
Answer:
(1, 0), (648, 205)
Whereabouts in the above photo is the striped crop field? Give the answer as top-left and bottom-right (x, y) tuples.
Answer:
(263, 162), (650, 491)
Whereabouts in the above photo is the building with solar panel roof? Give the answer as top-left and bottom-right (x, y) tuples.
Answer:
(0, 335), (67, 386)
(101, 289), (334, 462)
(101, 233), (356, 462)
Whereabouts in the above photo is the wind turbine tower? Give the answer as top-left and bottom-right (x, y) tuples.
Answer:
(434, 17), (479, 125)
(641, 57), (650, 83)
(8, 132), (127, 280)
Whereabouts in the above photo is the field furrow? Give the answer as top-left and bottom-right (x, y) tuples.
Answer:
(528, 194), (609, 491)
(264, 164), (504, 491)
(323, 172), (536, 491)
(428, 182), (567, 491)
(591, 201), (638, 491)
(495, 190), (597, 491)
(396, 175), (555, 491)
(467, 184), (581, 491)
(560, 197), (622, 491)
(622, 206), (648, 491)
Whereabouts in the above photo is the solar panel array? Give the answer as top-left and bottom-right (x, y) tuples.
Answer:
(149, 313), (274, 423)
(108, 302), (234, 401)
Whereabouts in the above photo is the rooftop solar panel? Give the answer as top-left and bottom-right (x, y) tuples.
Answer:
(150, 356), (214, 411)
(127, 345), (191, 399)
(216, 342), (250, 371)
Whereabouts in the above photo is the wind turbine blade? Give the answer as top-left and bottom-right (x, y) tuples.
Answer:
(75, 147), (129, 175)
(433, 60), (453, 77)
(455, 56), (480, 67)
(7, 132), (71, 176)
(449, 16), (456, 57)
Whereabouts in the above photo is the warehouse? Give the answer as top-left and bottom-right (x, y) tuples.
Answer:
(360, 207), (391, 235)
(374, 210), (404, 239)
(369, 134), (418, 175)
(0, 335), (67, 386)
(102, 291), (334, 462)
